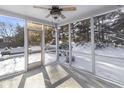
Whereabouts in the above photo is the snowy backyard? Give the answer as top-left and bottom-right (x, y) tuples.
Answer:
(59, 43), (124, 84)
(0, 43), (124, 84)
(0, 46), (57, 76)
(1, 8), (124, 86)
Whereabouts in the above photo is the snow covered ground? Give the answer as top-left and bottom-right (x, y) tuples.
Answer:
(72, 43), (124, 58)
(0, 46), (57, 77)
(45, 52), (56, 65)
(71, 52), (124, 85)
(71, 42), (124, 84)
(59, 43), (124, 84)
(0, 45), (124, 85)
(28, 52), (56, 64)
(0, 54), (25, 76)
(28, 53), (41, 64)
(0, 52), (56, 77)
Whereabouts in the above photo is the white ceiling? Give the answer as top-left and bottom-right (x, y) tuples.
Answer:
(0, 5), (121, 25)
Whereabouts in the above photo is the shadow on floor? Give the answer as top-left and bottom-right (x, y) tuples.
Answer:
(60, 65), (121, 88)
(17, 64), (121, 88)
(18, 67), (42, 88)
(18, 64), (82, 88)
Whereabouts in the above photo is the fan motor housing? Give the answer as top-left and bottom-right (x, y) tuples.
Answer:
(50, 6), (62, 19)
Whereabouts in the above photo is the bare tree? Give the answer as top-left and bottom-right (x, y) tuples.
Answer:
(0, 22), (16, 42)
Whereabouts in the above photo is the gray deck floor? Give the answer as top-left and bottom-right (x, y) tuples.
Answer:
(0, 63), (121, 88)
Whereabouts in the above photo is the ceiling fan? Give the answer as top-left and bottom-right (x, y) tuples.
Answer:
(33, 5), (76, 20)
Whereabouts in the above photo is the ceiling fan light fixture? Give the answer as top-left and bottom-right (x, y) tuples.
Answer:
(33, 5), (76, 20)
(52, 14), (60, 19)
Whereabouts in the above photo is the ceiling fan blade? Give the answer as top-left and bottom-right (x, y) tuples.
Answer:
(33, 6), (50, 10)
(60, 14), (66, 19)
(62, 7), (76, 11)
(45, 14), (51, 18)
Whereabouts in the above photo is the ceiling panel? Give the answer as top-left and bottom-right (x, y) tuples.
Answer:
(0, 5), (120, 25)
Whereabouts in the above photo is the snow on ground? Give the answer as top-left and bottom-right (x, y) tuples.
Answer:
(29, 46), (41, 51)
(28, 52), (56, 64)
(45, 52), (56, 65)
(28, 53), (41, 64)
(0, 47), (24, 54)
(58, 42), (124, 84)
(0, 51), (56, 76)
(71, 53), (92, 72)
(0, 46), (41, 55)
(1, 45), (124, 84)
(10, 47), (24, 53)
(72, 43), (124, 58)
(0, 55), (25, 76)
(71, 52), (124, 85)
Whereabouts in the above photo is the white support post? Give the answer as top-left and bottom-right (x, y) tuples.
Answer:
(24, 20), (28, 72)
(91, 17), (95, 74)
(55, 24), (59, 62)
(41, 25), (45, 65)
(69, 24), (72, 66)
